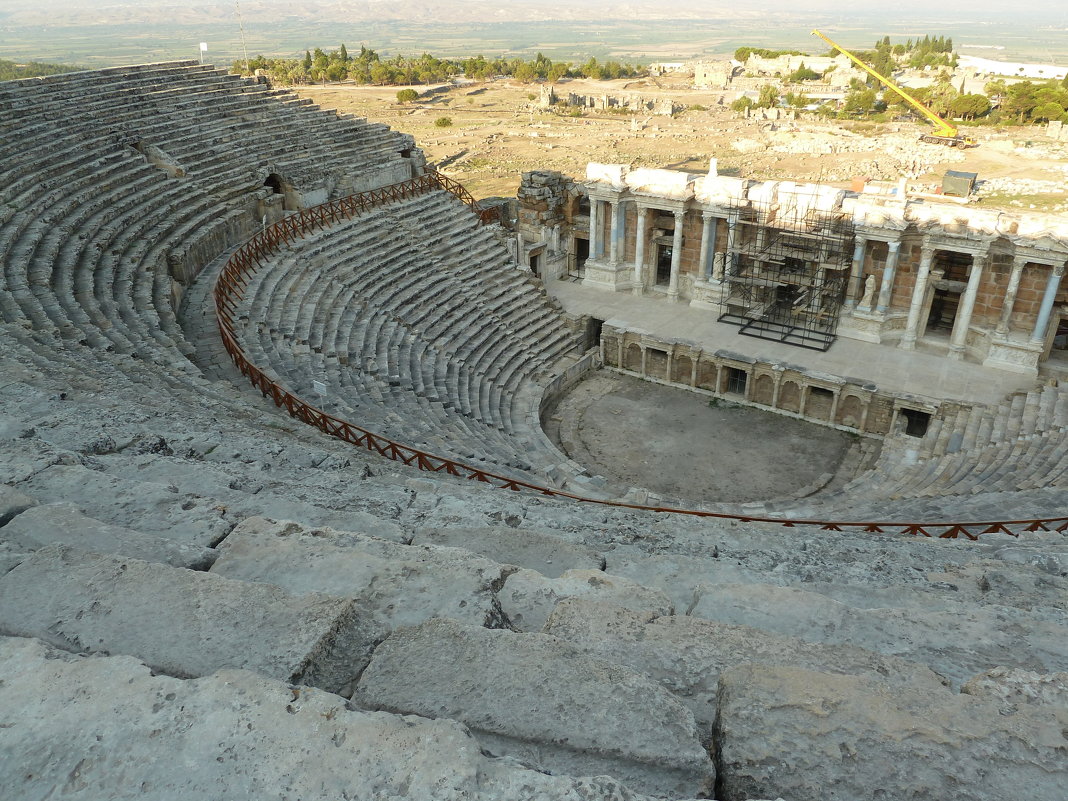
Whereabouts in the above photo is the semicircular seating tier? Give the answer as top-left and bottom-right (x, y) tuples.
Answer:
(229, 187), (584, 481)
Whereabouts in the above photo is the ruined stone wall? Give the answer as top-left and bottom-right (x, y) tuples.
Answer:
(599, 323), (940, 437)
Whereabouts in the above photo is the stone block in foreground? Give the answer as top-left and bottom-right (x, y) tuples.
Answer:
(0, 636), (672, 801)
(0, 545), (382, 694)
(715, 663), (1068, 801)
(1, 503), (216, 569)
(0, 482), (37, 526)
(356, 617), (715, 798)
(210, 516), (508, 628)
(543, 598), (949, 733)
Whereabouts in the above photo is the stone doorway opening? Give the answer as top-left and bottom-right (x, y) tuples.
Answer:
(656, 244), (672, 286)
(927, 288), (961, 332)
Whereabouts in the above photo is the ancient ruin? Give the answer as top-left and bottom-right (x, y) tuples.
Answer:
(0, 62), (1065, 801)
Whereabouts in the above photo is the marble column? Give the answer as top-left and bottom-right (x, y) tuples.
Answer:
(1030, 264), (1066, 344)
(899, 246), (934, 351)
(589, 199), (602, 259)
(698, 213), (718, 281)
(845, 237), (867, 311)
(996, 255), (1028, 335)
(876, 240), (901, 314)
(632, 205), (647, 295)
(948, 253), (986, 360)
(667, 211), (685, 302)
(608, 200), (620, 264)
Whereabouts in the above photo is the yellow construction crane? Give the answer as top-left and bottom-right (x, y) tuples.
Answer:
(811, 29), (975, 148)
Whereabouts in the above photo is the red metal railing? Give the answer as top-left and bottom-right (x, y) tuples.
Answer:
(213, 172), (1066, 540)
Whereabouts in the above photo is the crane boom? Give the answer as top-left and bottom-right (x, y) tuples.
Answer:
(811, 29), (973, 148)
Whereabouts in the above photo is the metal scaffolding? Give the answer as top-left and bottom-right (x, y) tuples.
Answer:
(718, 196), (854, 351)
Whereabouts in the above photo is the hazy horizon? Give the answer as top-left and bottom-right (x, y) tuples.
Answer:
(1, 0), (1065, 68)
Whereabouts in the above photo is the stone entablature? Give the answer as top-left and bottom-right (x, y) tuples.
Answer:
(517, 162), (1068, 375)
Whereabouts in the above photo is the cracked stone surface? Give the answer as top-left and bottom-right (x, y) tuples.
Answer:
(0, 545), (383, 694)
(499, 567), (674, 632)
(715, 663), (1068, 801)
(355, 617), (715, 798)
(0, 635), (681, 801)
(210, 516), (512, 629)
(1, 502), (216, 569)
(543, 598), (950, 737)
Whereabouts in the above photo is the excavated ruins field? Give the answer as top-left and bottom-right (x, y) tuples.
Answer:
(297, 75), (1068, 207)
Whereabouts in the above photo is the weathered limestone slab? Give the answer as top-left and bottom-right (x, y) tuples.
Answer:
(0, 483), (37, 526)
(2, 503), (216, 569)
(0, 546), (382, 694)
(0, 636), (670, 801)
(499, 568), (673, 632)
(210, 517), (509, 628)
(543, 599), (949, 733)
(962, 666), (1068, 724)
(15, 464), (231, 546)
(411, 526), (604, 578)
(715, 664), (1068, 801)
(356, 618), (715, 798)
(604, 551), (763, 610)
(689, 582), (1068, 686)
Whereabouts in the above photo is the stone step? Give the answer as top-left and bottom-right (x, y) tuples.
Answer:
(0, 546), (383, 694)
(354, 617), (716, 798)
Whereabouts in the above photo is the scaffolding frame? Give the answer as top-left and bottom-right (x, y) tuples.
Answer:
(718, 196), (854, 351)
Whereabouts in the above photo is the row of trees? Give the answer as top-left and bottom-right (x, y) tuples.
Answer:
(738, 73), (1068, 125)
(236, 46), (642, 86)
(0, 58), (76, 81)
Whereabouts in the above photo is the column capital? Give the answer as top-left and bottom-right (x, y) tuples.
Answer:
(701, 210), (719, 222)
(1055, 263), (1066, 278)
(673, 209), (686, 222)
(887, 239), (901, 253)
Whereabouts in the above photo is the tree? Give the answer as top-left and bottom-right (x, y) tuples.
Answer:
(434, 116), (453, 127)
(513, 63), (537, 83)
(788, 61), (820, 82)
(396, 88), (418, 103)
(1003, 81), (1038, 122)
(547, 62), (569, 83)
(757, 84), (779, 108)
(843, 88), (877, 114)
(303, 50), (312, 71)
(731, 95), (755, 113)
(949, 93), (991, 120)
(1032, 101), (1066, 123)
(339, 43), (349, 62)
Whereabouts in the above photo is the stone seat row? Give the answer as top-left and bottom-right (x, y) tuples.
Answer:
(229, 190), (582, 480)
(233, 195), (580, 482)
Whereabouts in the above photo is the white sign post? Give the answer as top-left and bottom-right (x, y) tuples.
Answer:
(199, 42), (208, 65)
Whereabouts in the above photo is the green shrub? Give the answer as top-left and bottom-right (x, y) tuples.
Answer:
(396, 88), (419, 103)
(434, 116), (453, 127)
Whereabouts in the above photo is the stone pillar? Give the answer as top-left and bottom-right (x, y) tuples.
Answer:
(845, 236), (867, 311)
(876, 240), (901, 314)
(996, 255), (1028, 335)
(1030, 264), (1066, 344)
(667, 211), (685, 302)
(632, 206), (648, 295)
(589, 199), (602, 259)
(899, 246), (935, 351)
(609, 200), (620, 264)
(698, 213), (718, 281)
(948, 254), (986, 360)
(722, 215), (738, 279)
